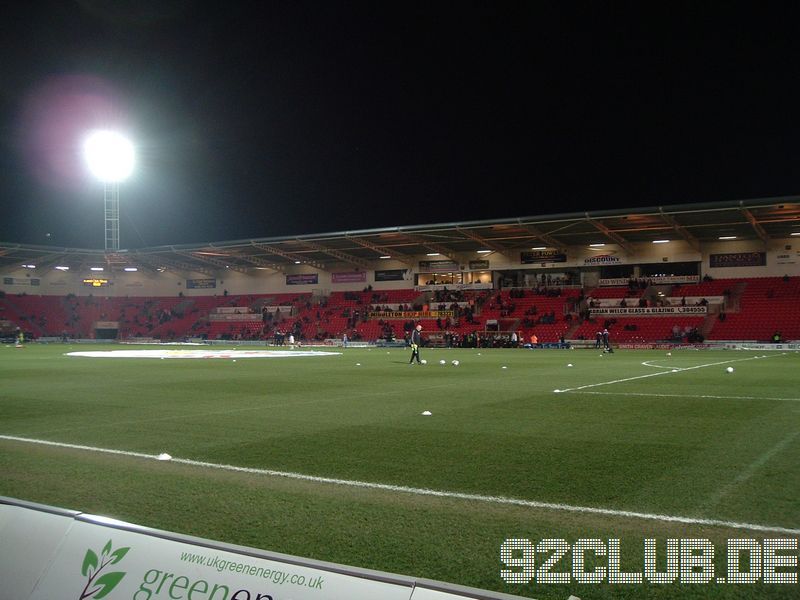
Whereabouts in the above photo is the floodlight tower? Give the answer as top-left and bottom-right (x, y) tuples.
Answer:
(83, 131), (135, 251)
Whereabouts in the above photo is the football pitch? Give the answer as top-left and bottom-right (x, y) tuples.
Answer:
(1, 343), (798, 599)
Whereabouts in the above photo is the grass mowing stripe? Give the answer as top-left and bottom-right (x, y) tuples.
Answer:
(23, 379), (463, 437)
(555, 353), (783, 393)
(3, 433), (799, 536)
(704, 431), (800, 510)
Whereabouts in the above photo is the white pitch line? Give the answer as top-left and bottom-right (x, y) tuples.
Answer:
(642, 360), (676, 369)
(1, 434), (799, 536)
(641, 361), (677, 370)
(555, 354), (784, 394)
(566, 391), (800, 402)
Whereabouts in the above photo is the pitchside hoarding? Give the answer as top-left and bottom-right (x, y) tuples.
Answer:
(29, 520), (410, 600)
(0, 498), (522, 600)
(0, 503), (77, 600)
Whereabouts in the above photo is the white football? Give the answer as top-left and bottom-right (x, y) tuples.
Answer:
(726, 367), (734, 373)
(452, 360), (460, 366)
(439, 359), (446, 365)
(420, 359), (427, 364)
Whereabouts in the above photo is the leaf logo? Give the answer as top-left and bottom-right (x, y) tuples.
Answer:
(78, 540), (130, 599)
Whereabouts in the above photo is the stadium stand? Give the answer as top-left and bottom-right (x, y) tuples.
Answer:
(1, 277), (797, 343)
(706, 276), (800, 341)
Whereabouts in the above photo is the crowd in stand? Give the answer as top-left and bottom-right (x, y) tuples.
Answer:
(3, 275), (796, 345)
(671, 323), (704, 343)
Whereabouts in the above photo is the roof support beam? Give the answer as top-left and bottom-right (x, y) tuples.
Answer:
(118, 254), (159, 273)
(296, 239), (372, 269)
(26, 251), (75, 271)
(585, 214), (633, 253)
(174, 250), (249, 274)
(134, 253), (215, 275)
(237, 254), (285, 272)
(344, 235), (415, 267)
(658, 208), (701, 252)
(398, 232), (458, 261)
(516, 221), (565, 251)
(740, 208), (770, 243)
(455, 227), (514, 259)
(252, 242), (327, 271)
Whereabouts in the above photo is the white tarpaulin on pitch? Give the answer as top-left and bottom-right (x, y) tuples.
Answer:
(65, 350), (342, 359)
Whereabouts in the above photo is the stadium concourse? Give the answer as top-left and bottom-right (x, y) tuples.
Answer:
(0, 198), (799, 346)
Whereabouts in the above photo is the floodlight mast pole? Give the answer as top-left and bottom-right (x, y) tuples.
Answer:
(104, 181), (120, 251)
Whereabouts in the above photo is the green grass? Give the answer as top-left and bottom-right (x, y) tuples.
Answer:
(1, 343), (799, 599)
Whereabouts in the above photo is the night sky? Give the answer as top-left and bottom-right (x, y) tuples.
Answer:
(1, 2), (799, 249)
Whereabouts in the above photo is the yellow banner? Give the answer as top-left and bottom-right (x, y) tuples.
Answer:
(369, 310), (455, 319)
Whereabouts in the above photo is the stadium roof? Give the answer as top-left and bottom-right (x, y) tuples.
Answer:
(2, 197), (799, 275)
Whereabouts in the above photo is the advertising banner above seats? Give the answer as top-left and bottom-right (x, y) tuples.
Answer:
(589, 306), (708, 315)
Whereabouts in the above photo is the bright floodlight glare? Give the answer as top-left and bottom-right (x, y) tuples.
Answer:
(83, 130), (135, 182)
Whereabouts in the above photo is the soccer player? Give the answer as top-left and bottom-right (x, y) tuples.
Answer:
(409, 324), (422, 364)
(602, 328), (614, 353)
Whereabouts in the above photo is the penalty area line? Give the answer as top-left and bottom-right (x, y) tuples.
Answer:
(565, 390), (800, 402)
(1, 433), (799, 536)
(554, 353), (785, 394)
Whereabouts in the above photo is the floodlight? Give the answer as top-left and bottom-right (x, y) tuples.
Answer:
(83, 130), (134, 251)
(652, 239), (670, 244)
(83, 131), (135, 183)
